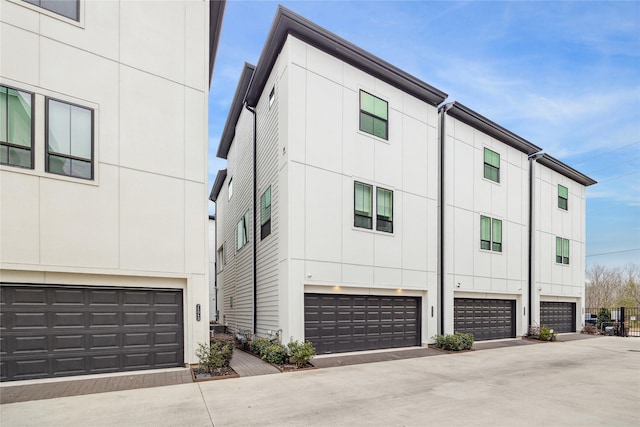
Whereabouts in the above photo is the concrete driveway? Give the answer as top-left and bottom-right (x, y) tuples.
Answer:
(1, 336), (638, 426)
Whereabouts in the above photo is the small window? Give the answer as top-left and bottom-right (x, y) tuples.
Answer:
(481, 216), (502, 252)
(558, 185), (568, 210)
(484, 148), (500, 183)
(23, 0), (79, 21)
(0, 85), (33, 169)
(556, 237), (569, 264)
(46, 98), (94, 180)
(354, 181), (372, 229)
(268, 86), (275, 109)
(237, 211), (249, 251)
(359, 90), (388, 140)
(376, 187), (393, 233)
(228, 178), (233, 200)
(260, 186), (271, 239)
(217, 245), (224, 272)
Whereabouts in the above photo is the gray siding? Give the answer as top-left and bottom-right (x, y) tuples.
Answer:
(218, 109), (255, 334)
(255, 61), (283, 337)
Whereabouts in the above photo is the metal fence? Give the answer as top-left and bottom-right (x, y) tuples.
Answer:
(585, 307), (640, 337)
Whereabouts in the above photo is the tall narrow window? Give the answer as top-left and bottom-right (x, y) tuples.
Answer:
(23, 0), (79, 21)
(484, 148), (500, 183)
(217, 245), (225, 273)
(268, 86), (275, 109)
(46, 98), (93, 180)
(480, 215), (502, 252)
(0, 85), (33, 168)
(558, 185), (568, 210)
(237, 211), (249, 251)
(376, 187), (393, 233)
(354, 182), (373, 229)
(228, 178), (233, 200)
(359, 90), (388, 140)
(260, 186), (272, 239)
(556, 237), (569, 264)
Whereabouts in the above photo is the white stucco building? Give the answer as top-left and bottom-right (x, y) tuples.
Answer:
(0, 0), (225, 381)
(211, 7), (596, 354)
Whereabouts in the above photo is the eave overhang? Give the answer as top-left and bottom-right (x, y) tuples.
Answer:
(209, 0), (226, 86)
(245, 5), (447, 108)
(536, 153), (597, 187)
(442, 101), (541, 155)
(209, 169), (228, 202)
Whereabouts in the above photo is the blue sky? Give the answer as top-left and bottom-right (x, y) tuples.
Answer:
(208, 0), (640, 269)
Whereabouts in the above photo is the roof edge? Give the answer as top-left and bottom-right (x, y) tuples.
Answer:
(215, 63), (256, 159)
(245, 5), (447, 107)
(536, 153), (597, 187)
(208, 0), (226, 86)
(443, 101), (541, 155)
(209, 169), (228, 202)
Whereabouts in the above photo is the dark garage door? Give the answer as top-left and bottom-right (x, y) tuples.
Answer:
(0, 284), (184, 381)
(540, 302), (576, 333)
(304, 293), (420, 354)
(454, 298), (515, 341)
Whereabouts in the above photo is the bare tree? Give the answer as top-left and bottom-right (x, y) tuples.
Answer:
(586, 263), (640, 308)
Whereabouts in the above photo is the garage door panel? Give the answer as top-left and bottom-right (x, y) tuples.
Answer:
(1, 285), (183, 381)
(540, 302), (575, 333)
(454, 298), (515, 341)
(305, 293), (421, 354)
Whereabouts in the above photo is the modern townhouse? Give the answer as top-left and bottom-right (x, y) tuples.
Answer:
(211, 6), (596, 354)
(0, 0), (225, 381)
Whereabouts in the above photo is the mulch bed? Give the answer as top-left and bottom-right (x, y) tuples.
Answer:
(427, 344), (474, 353)
(191, 366), (239, 382)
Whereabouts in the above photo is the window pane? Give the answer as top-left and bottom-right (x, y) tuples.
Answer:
(70, 105), (92, 159)
(7, 88), (32, 147)
(355, 182), (372, 216)
(492, 219), (502, 243)
(558, 197), (567, 210)
(0, 86), (7, 141)
(360, 91), (375, 114)
(237, 221), (243, 249)
(480, 216), (491, 242)
(71, 159), (91, 179)
(563, 239), (569, 264)
(373, 97), (388, 120)
(261, 187), (271, 226)
(558, 185), (568, 198)
(48, 154), (71, 176)
(556, 237), (562, 263)
(377, 188), (393, 220)
(484, 148), (500, 167)
(360, 112), (374, 135)
(9, 146), (31, 168)
(243, 211), (250, 243)
(48, 100), (71, 155)
(373, 117), (387, 139)
(0, 145), (8, 164)
(39, 0), (79, 20)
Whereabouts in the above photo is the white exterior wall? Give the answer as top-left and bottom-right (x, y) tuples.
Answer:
(442, 114), (530, 336)
(532, 161), (586, 328)
(282, 36), (439, 345)
(208, 218), (217, 322)
(0, 0), (210, 364)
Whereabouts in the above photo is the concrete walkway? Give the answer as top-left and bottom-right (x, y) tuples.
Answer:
(1, 336), (637, 427)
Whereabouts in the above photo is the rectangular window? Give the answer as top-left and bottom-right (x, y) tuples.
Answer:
(260, 186), (271, 239)
(269, 86), (275, 109)
(0, 85), (33, 169)
(354, 181), (372, 229)
(558, 185), (568, 210)
(484, 148), (500, 183)
(237, 211), (249, 251)
(359, 90), (388, 140)
(23, 0), (79, 21)
(480, 215), (502, 252)
(376, 187), (393, 233)
(217, 245), (224, 272)
(556, 237), (569, 264)
(46, 98), (93, 180)
(228, 178), (233, 200)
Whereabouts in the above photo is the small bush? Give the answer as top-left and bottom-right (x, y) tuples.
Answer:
(263, 343), (287, 365)
(538, 326), (557, 341)
(596, 308), (611, 330)
(249, 337), (273, 357)
(195, 339), (234, 373)
(287, 339), (316, 368)
(581, 324), (597, 335)
(432, 332), (474, 351)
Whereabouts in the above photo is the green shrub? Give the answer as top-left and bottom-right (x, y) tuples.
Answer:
(287, 339), (316, 368)
(249, 337), (272, 357)
(432, 332), (474, 351)
(195, 339), (234, 373)
(538, 326), (557, 341)
(596, 308), (611, 330)
(263, 344), (287, 365)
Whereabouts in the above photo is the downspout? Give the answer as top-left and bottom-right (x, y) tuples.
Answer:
(438, 104), (451, 335)
(528, 153), (543, 329)
(245, 104), (258, 335)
